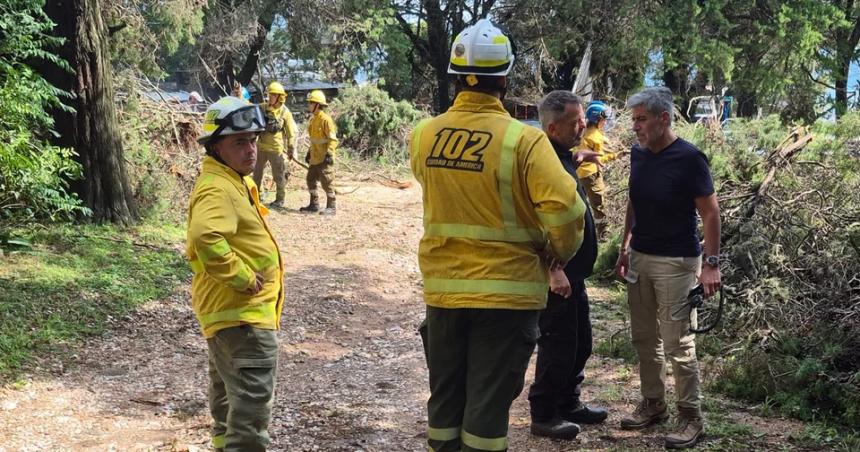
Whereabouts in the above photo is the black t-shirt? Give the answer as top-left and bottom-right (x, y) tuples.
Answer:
(629, 138), (714, 257)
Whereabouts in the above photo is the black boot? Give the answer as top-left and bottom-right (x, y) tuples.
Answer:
(319, 197), (336, 216)
(561, 403), (609, 425)
(530, 418), (581, 439)
(299, 195), (319, 213)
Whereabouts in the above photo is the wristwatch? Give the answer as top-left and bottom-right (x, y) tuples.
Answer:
(705, 255), (719, 268)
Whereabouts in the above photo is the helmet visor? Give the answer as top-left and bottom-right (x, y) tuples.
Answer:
(216, 105), (266, 131)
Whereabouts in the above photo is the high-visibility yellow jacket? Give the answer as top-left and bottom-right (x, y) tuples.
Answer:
(409, 91), (586, 310)
(307, 110), (339, 165)
(186, 156), (285, 338)
(576, 126), (616, 178)
(258, 102), (297, 155)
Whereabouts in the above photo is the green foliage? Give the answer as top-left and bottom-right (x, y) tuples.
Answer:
(0, 223), (189, 378)
(330, 84), (428, 164)
(105, 0), (205, 78)
(592, 232), (621, 279)
(0, 0), (88, 228)
(792, 423), (860, 451)
(673, 114), (860, 428)
(117, 96), (183, 221)
(593, 331), (638, 364)
(711, 327), (860, 427)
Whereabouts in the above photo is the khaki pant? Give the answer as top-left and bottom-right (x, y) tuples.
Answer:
(420, 306), (539, 452)
(207, 325), (279, 451)
(626, 250), (701, 410)
(253, 151), (287, 202)
(579, 171), (607, 237)
(306, 162), (335, 201)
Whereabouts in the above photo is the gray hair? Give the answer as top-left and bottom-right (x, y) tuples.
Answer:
(538, 90), (583, 129)
(627, 86), (675, 125)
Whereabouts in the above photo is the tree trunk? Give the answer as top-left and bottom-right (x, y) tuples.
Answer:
(41, 0), (138, 225)
(663, 65), (691, 119)
(833, 4), (860, 119)
(236, 4), (277, 86)
(734, 87), (759, 118)
(426, 0), (451, 112)
(834, 52), (852, 119)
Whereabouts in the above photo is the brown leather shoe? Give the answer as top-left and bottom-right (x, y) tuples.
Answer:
(620, 398), (669, 430)
(665, 407), (704, 449)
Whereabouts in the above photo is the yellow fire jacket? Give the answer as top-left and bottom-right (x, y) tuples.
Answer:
(409, 91), (586, 310)
(307, 110), (339, 165)
(257, 102), (297, 155)
(186, 156), (285, 338)
(576, 126), (616, 178)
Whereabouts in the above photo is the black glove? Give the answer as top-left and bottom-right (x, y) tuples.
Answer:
(305, 153), (310, 164)
(265, 115), (283, 133)
(324, 153), (334, 165)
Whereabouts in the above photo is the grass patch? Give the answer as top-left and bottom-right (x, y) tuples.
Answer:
(789, 423), (860, 451)
(0, 222), (189, 379)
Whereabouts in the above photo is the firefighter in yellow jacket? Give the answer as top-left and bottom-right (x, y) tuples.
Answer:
(188, 96), (285, 451)
(299, 89), (339, 215)
(577, 101), (617, 239)
(253, 81), (298, 209)
(410, 19), (587, 452)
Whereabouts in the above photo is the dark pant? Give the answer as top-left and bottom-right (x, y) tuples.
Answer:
(527, 280), (593, 421)
(420, 306), (540, 452)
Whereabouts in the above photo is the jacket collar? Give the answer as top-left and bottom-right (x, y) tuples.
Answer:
(549, 137), (574, 159)
(202, 155), (245, 188)
(449, 91), (509, 116)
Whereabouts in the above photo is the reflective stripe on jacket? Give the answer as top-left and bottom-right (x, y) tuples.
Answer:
(257, 103), (297, 154)
(409, 91), (586, 310)
(308, 110), (338, 165)
(186, 156), (285, 338)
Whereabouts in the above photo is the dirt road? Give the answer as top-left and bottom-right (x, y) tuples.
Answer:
(0, 178), (808, 451)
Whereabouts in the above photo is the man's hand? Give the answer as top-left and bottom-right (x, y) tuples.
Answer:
(305, 152), (310, 164)
(287, 147), (297, 161)
(699, 265), (721, 298)
(243, 272), (265, 295)
(615, 248), (630, 281)
(574, 150), (602, 165)
(324, 153), (334, 165)
(549, 268), (572, 299)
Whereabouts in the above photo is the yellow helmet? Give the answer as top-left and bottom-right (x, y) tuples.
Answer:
(448, 19), (514, 76)
(267, 81), (287, 96)
(198, 96), (266, 145)
(307, 89), (328, 105)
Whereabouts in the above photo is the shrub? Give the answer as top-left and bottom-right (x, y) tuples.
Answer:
(330, 84), (428, 164)
(0, 1), (88, 230)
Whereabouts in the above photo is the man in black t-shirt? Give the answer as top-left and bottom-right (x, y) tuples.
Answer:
(615, 87), (722, 450)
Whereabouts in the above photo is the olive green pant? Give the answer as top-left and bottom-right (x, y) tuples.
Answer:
(579, 171), (607, 238)
(306, 162), (335, 202)
(207, 325), (279, 452)
(626, 250), (702, 410)
(253, 151), (287, 202)
(420, 306), (540, 452)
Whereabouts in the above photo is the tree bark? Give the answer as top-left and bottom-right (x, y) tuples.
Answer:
(832, 1), (860, 119)
(235, 5), (278, 86)
(41, 0), (138, 225)
(425, 0), (451, 112)
(663, 64), (691, 119)
(393, 0), (496, 112)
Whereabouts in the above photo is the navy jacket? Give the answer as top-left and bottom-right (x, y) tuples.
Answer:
(550, 139), (598, 281)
